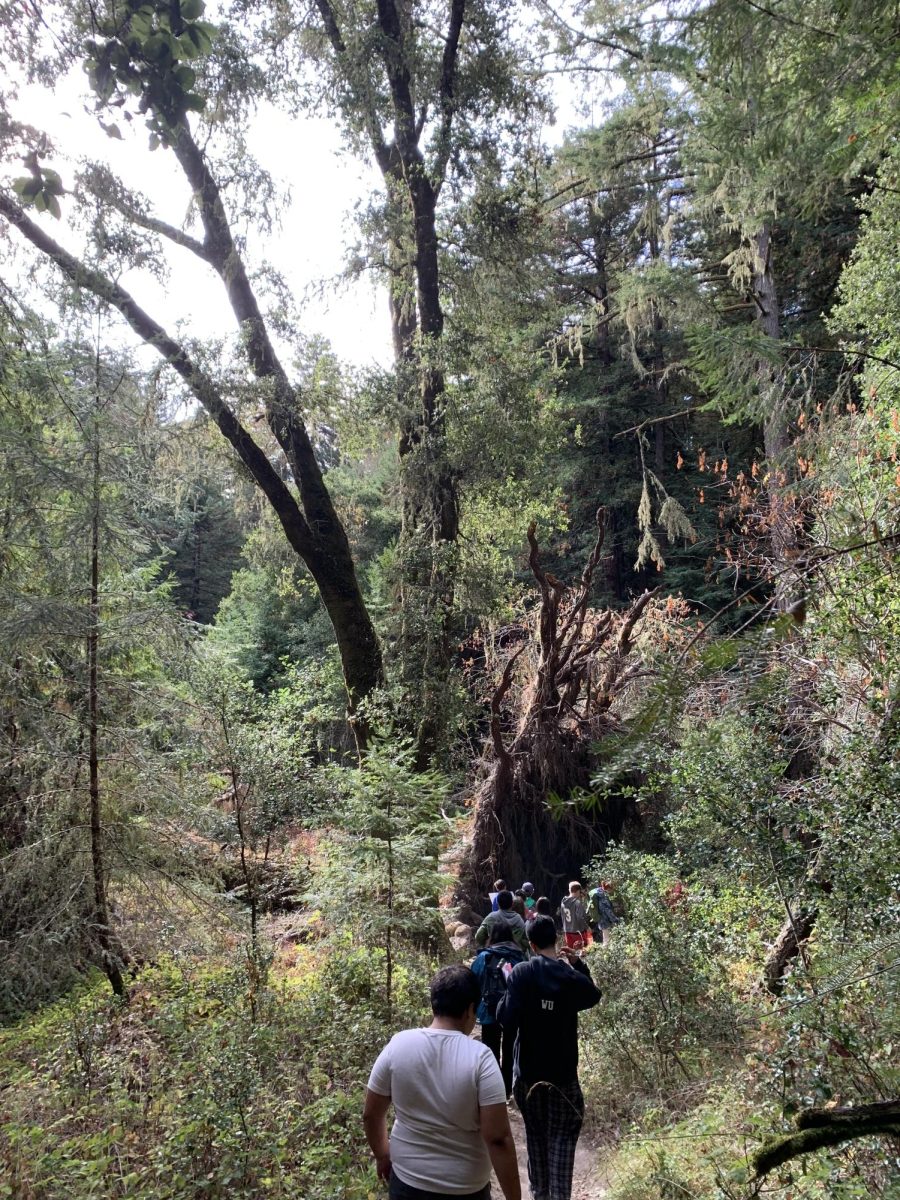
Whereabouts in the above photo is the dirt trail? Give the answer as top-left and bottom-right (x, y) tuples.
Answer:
(493, 1105), (609, 1200)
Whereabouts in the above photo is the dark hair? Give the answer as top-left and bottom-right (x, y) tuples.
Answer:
(493, 879), (507, 892)
(430, 964), (480, 1017)
(535, 896), (552, 916)
(496, 889), (514, 911)
(526, 915), (557, 950)
(514, 888), (525, 897)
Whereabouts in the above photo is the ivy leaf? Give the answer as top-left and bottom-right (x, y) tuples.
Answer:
(92, 58), (116, 100)
(100, 120), (124, 140)
(180, 0), (205, 18)
(129, 10), (153, 38)
(184, 22), (215, 55)
(174, 65), (196, 90)
(46, 194), (62, 220)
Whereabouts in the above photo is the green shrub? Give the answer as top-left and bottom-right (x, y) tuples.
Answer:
(0, 942), (434, 1199)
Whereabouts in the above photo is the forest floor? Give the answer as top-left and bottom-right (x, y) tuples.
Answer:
(493, 1104), (609, 1200)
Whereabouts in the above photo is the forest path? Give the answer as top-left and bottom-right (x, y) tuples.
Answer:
(493, 1104), (610, 1200)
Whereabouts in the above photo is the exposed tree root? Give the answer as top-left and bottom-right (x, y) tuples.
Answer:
(457, 510), (656, 906)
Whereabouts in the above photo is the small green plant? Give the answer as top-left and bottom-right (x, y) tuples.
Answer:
(314, 734), (448, 1019)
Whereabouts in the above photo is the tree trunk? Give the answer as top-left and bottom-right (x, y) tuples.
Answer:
(754, 223), (799, 610)
(313, 0), (464, 762)
(394, 160), (459, 767)
(587, 207), (613, 369)
(0, 194), (382, 744)
(87, 421), (125, 998)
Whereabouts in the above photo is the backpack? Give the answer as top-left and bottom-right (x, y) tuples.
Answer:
(588, 887), (617, 927)
(481, 948), (519, 1018)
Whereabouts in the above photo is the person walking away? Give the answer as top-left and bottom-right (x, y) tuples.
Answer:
(364, 964), (521, 1200)
(496, 916), (600, 1200)
(475, 891), (530, 956)
(489, 879), (507, 913)
(512, 890), (528, 919)
(559, 882), (591, 951)
(521, 883), (536, 913)
(535, 896), (552, 917)
(586, 882), (619, 945)
(472, 924), (525, 1097)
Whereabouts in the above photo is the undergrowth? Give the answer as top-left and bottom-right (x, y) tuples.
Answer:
(0, 941), (434, 1200)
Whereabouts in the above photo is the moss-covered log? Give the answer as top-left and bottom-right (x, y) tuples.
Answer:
(753, 1101), (900, 1178)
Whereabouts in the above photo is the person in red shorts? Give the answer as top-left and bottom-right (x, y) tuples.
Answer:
(558, 881), (592, 951)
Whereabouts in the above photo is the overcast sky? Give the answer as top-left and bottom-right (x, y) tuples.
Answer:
(4, 21), (596, 371)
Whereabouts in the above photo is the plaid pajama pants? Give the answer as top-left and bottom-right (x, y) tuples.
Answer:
(513, 1077), (585, 1200)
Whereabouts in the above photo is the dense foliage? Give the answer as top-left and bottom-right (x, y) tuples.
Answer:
(0, 0), (898, 1197)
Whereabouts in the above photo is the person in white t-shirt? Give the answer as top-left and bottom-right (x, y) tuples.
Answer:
(364, 964), (522, 1200)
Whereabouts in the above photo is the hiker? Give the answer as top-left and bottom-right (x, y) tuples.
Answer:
(471, 923), (525, 1097)
(535, 896), (552, 917)
(496, 915), (600, 1200)
(559, 881), (591, 951)
(364, 964), (522, 1200)
(521, 882), (536, 912)
(586, 881), (619, 945)
(475, 891), (530, 956)
(512, 890), (528, 919)
(489, 878), (507, 913)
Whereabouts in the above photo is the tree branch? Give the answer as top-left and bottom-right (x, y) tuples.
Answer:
(121, 206), (211, 260)
(0, 191), (316, 561)
(313, 0), (396, 176)
(82, 167), (212, 261)
(374, 0), (425, 176)
(431, 0), (466, 195)
(168, 121), (336, 527)
(752, 1101), (900, 1179)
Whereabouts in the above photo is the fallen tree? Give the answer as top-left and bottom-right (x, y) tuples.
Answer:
(457, 510), (656, 907)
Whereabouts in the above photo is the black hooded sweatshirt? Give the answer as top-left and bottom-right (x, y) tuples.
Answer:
(495, 953), (600, 1086)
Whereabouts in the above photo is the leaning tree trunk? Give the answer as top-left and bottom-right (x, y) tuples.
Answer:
(457, 511), (655, 907)
(1, 136), (383, 751)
